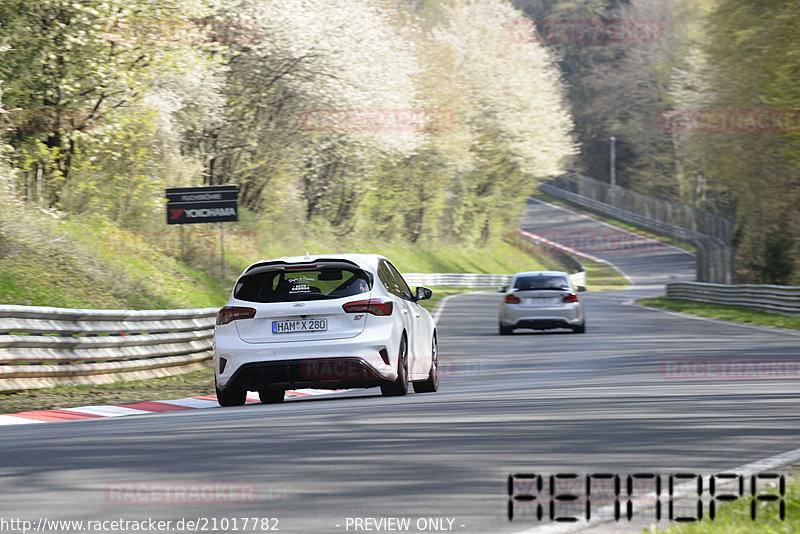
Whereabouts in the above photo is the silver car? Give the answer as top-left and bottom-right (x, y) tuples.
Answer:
(498, 271), (586, 334)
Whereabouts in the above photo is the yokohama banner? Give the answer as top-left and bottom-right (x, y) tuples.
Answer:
(165, 185), (239, 225)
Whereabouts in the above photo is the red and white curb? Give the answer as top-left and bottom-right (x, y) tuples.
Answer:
(518, 229), (606, 264)
(0, 389), (338, 426)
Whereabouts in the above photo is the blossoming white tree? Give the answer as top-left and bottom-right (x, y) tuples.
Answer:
(196, 0), (427, 219)
(431, 0), (575, 178)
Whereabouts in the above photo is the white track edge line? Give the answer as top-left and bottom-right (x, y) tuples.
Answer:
(432, 290), (486, 324)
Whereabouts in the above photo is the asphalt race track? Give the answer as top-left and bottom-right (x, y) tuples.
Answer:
(1, 200), (798, 534)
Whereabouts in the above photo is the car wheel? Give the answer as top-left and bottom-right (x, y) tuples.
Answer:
(499, 323), (514, 335)
(572, 322), (586, 334)
(216, 381), (246, 407)
(258, 388), (285, 404)
(413, 336), (439, 394)
(381, 336), (408, 397)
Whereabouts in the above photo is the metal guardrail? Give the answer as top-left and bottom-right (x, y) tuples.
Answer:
(405, 228), (589, 289)
(539, 181), (734, 284)
(0, 306), (217, 393)
(404, 266), (586, 289)
(548, 173), (734, 241)
(403, 273), (512, 288)
(666, 282), (800, 317)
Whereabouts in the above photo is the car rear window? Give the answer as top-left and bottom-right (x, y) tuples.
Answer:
(234, 264), (372, 302)
(513, 275), (570, 291)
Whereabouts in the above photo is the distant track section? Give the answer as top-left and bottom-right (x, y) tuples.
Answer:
(521, 197), (695, 288)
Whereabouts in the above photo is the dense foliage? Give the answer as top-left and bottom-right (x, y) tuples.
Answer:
(514, 0), (800, 283)
(1, 0), (798, 283)
(0, 0), (574, 246)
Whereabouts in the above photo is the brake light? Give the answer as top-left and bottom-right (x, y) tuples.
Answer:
(216, 306), (256, 325)
(562, 293), (579, 303)
(505, 294), (521, 304)
(343, 298), (393, 316)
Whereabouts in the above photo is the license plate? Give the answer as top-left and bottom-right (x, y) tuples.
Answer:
(527, 297), (557, 305)
(272, 318), (328, 334)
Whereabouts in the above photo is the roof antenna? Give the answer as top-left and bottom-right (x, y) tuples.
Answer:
(304, 251), (311, 261)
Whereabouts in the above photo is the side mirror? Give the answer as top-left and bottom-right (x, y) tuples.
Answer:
(577, 286), (587, 292)
(415, 286), (433, 301)
(497, 286), (508, 293)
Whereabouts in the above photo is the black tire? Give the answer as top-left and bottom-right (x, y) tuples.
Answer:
(413, 336), (439, 394)
(572, 322), (586, 334)
(216, 381), (246, 407)
(258, 388), (285, 404)
(381, 337), (408, 397)
(499, 323), (514, 335)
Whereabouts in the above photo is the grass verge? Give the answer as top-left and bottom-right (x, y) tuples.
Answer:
(637, 297), (800, 330)
(648, 474), (797, 533)
(533, 190), (696, 253)
(0, 202), (562, 309)
(583, 259), (629, 290)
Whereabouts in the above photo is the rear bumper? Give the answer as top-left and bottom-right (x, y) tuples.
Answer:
(225, 358), (387, 390)
(214, 325), (399, 389)
(509, 318), (576, 330)
(500, 304), (583, 330)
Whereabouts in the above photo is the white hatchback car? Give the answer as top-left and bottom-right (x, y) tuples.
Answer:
(498, 271), (586, 334)
(213, 254), (439, 406)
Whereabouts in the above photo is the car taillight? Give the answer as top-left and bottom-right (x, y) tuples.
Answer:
(562, 293), (579, 303)
(505, 294), (521, 304)
(342, 298), (393, 316)
(216, 306), (256, 325)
